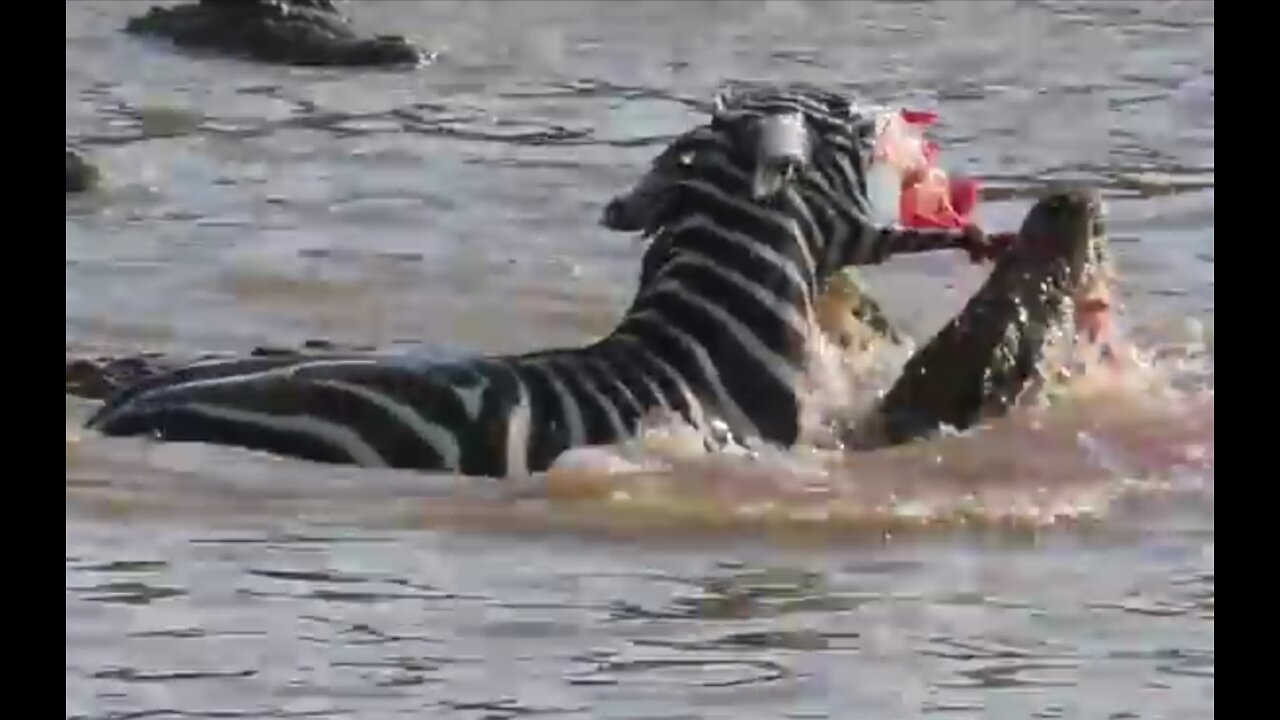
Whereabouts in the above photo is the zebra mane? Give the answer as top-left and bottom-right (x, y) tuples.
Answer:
(710, 80), (874, 136)
(711, 81), (882, 197)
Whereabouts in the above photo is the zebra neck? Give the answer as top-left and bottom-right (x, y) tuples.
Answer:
(603, 229), (817, 447)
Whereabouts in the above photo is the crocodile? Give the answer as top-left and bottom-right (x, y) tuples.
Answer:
(846, 186), (1116, 449)
(123, 0), (427, 68)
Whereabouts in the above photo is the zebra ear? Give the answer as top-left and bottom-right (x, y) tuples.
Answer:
(713, 90), (728, 116)
(752, 111), (810, 200)
(712, 82), (745, 116)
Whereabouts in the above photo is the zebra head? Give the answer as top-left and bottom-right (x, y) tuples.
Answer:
(600, 82), (906, 293)
(604, 83), (879, 231)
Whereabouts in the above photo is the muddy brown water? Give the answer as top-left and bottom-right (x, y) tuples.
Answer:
(67, 2), (1212, 718)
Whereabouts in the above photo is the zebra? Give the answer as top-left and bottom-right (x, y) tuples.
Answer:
(83, 81), (1010, 478)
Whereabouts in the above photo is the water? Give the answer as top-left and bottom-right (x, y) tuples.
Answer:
(66, 1), (1213, 718)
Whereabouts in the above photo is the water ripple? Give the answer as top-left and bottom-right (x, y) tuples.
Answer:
(92, 667), (258, 683)
(75, 581), (187, 605)
(568, 655), (792, 689)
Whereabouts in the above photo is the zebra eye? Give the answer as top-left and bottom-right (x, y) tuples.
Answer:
(679, 151), (695, 166)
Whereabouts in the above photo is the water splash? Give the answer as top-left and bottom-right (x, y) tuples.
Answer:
(66, 289), (1211, 544)
(532, 293), (1212, 541)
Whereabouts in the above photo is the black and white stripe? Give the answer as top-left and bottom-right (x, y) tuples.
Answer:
(85, 82), (984, 478)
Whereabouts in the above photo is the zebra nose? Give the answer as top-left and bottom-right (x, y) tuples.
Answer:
(601, 197), (639, 231)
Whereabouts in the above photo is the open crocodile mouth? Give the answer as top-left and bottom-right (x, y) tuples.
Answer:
(1034, 190), (1122, 379)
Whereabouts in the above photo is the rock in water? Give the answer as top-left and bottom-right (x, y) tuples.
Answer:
(66, 150), (99, 194)
(124, 0), (428, 68)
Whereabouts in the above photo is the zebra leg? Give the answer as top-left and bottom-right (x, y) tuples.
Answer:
(816, 266), (905, 350)
(845, 187), (1111, 449)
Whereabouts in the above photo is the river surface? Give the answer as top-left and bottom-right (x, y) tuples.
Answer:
(66, 2), (1214, 718)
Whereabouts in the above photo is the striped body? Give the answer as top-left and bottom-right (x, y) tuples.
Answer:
(86, 350), (672, 477)
(85, 83), (989, 477)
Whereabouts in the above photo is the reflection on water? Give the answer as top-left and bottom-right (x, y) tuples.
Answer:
(68, 1), (1211, 718)
(66, 510), (1213, 719)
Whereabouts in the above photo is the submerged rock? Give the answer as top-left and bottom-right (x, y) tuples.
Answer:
(65, 338), (380, 401)
(66, 354), (180, 400)
(66, 149), (100, 194)
(124, 0), (428, 68)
